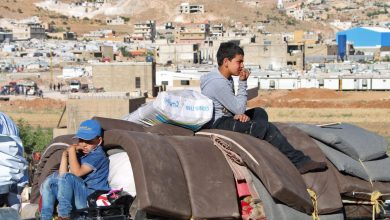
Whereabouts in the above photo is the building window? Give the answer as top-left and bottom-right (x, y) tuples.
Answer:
(135, 77), (141, 88)
(180, 80), (190, 85)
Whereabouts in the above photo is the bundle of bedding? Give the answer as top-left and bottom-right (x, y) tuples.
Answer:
(294, 123), (390, 218)
(30, 117), (390, 219)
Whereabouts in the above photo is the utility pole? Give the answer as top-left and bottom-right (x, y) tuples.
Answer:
(50, 48), (53, 85)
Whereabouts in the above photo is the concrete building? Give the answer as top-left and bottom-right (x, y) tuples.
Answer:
(175, 22), (210, 44)
(304, 44), (339, 64)
(0, 28), (12, 43)
(132, 20), (156, 42)
(156, 44), (200, 65)
(210, 24), (224, 39)
(179, 3), (204, 14)
(12, 23), (46, 40)
(72, 50), (102, 62)
(12, 26), (30, 40)
(243, 34), (293, 70)
(100, 45), (114, 61)
(291, 30), (319, 44)
(66, 93), (145, 133)
(92, 62), (156, 97)
(304, 44), (329, 57)
(47, 32), (76, 40)
(244, 42), (288, 70)
(156, 22), (175, 43)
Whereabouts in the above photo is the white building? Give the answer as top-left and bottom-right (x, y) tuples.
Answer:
(132, 20), (156, 41)
(286, 8), (304, 21)
(179, 3), (204, 14)
(62, 66), (86, 78)
(330, 20), (353, 31)
(106, 16), (125, 25)
(210, 24), (224, 39)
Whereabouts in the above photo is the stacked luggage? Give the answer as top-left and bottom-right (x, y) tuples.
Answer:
(29, 117), (390, 220)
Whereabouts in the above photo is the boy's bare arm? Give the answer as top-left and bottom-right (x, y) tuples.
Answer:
(67, 145), (93, 177)
(59, 150), (68, 175)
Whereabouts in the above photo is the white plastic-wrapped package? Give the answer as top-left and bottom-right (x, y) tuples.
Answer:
(123, 90), (213, 131)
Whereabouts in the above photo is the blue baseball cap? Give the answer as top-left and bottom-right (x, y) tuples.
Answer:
(75, 119), (102, 140)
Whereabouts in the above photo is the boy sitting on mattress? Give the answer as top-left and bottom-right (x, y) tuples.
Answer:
(40, 119), (110, 220)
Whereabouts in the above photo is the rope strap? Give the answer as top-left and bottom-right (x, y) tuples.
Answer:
(358, 159), (373, 186)
(371, 191), (386, 220)
(307, 189), (320, 220)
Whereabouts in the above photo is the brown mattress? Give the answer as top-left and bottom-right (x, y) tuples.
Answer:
(93, 116), (194, 136)
(276, 123), (343, 214)
(197, 129), (314, 214)
(104, 130), (240, 219)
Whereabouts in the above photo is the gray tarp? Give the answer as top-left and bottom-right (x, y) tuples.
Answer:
(294, 123), (388, 161)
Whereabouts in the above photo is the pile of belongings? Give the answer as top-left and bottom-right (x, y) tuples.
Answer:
(294, 123), (390, 219)
(29, 117), (390, 220)
(123, 90), (213, 131)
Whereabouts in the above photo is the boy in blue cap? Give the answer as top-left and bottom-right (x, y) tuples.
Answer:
(40, 119), (110, 220)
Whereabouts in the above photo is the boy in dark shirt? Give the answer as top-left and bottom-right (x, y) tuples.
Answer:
(40, 119), (110, 220)
(200, 42), (327, 174)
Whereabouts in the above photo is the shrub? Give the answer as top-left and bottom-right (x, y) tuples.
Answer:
(121, 16), (130, 22)
(17, 119), (53, 156)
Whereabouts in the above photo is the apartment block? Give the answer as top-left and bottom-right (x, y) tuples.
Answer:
(175, 22), (210, 44)
(132, 20), (156, 41)
(179, 3), (204, 14)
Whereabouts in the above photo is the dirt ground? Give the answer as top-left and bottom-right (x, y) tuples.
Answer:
(248, 89), (390, 108)
(248, 89), (390, 144)
(1, 97), (65, 128)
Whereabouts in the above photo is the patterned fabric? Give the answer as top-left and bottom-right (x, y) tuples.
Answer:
(0, 112), (19, 137)
(0, 112), (28, 212)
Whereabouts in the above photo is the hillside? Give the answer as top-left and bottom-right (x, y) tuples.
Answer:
(0, 0), (41, 20)
(0, 0), (342, 35)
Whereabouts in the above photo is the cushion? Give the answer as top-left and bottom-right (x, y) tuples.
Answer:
(294, 123), (388, 161)
(108, 152), (136, 197)
(315, 140), (390, 181)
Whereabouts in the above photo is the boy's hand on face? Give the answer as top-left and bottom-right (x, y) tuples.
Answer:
(234, 114), (250, 122)
(239, 68), (250, 81)
(68, 144), (83, 153)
